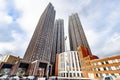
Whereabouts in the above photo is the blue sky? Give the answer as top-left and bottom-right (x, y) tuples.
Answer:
(0, 0), (120, 59)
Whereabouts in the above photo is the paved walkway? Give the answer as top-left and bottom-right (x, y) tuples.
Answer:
(38, 76), (92, 80)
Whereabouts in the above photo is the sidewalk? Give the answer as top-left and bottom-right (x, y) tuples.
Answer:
(38, 77), (45, 80)
(38, 76), (92, 80)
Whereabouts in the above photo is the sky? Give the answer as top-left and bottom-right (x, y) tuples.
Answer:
(0, 0), (120, 59)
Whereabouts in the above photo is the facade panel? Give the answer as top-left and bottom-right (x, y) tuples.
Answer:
(56, 51), (82, 77)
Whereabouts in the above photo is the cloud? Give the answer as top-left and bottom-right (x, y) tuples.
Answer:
(80, 0), (120, 58)
(0, 0), (120, 60)
(0, 0), (27, 59)
(0, 12), (12, 24)
(103, 33), (120, 52)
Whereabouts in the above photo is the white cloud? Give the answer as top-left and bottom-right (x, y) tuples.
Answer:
(14, 0), (55, 36)
(79, 0), (120, 58)
(11, 30), (28, 57)
(0, 0), (120, 59)
(101, 33), (120, 55)
(0, 0), (13, 25)
(0, 43), (15, 51)
(0, 12), (13, 24)
(0, 30), (27, 58)
(0, 0), (6, 10)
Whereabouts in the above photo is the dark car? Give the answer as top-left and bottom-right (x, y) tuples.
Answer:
(104, 76), (114, 80)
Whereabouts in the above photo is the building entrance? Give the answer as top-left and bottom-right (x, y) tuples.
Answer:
(38, 62), (47, 77)
(16, 63), (29, 76)
(0, 63), (13, 75)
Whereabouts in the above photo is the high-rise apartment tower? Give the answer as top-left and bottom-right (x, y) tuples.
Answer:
(51, 19), (65, 64)
(51, 19), (65, 75)
(68, 13), (91, 54)
(24, 3), (56, 62)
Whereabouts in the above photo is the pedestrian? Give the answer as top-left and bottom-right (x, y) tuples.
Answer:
(55, 76), (58, 80)
(45, 75), (48, 80)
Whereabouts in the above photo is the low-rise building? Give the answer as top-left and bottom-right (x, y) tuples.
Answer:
(0, 55), (22, 75)
(1, 55), (22, 64)
(77, 46), (99, 78)
(0, 55), (50, 77)
(55, 51), (82, 77)
(91, 55), (120, 79)
(77, 46), (120, 79)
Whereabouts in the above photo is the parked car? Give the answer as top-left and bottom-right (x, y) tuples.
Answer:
(0, 75), (8, 80)
(103, 76), (115, 80)
(28, 76), (35, 80)
(11, 75), (20, 80)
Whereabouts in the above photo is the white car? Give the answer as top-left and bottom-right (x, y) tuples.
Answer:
(0, 75), (8, 79)
(28, 76), (35, 79)
(9, 76), (21, 80)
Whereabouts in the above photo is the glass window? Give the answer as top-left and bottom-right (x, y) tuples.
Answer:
(101, 62), (104, 65)
(72, 63), (74, 68)
(63, 73), (65, 77)
(111, 73), (116, 77)
(74, 73), (76, 77)
(100, 74), (102, 77)
(77, 73), (79, 77)
(105, 61), (109, 64)
(96, 74), (98, 77)
(70, 73), (72, 77)
(98, 68), (100, 71)
(108, 67), (112, 70)
(103, 67), (107, 70)
(115, 66), (120, 70)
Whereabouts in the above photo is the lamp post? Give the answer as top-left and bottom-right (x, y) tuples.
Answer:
(64, 36), (67, 51)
